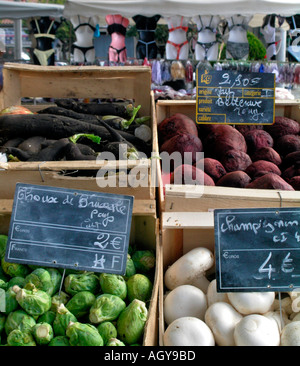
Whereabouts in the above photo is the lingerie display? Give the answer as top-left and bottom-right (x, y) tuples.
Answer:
(166, 16), (190, 60)
(133, 15), (161, 60)
(30, 17), (61, 66)
(106, 14), (129, 64)
(71, 15), (99, 65)
(286, 15), (300, 62)
(225, 15), (251, 60)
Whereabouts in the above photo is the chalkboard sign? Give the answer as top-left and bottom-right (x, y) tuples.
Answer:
(5, 183), (134, 275)
(196, 69), (275, 125)
(214, 207), (300, 292)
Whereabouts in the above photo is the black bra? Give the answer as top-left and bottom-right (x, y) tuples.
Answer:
(73, 16), (96, 33)
(107, 23), (127, 36)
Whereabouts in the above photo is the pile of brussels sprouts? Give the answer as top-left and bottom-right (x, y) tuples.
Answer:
(0, 234), (156, 346)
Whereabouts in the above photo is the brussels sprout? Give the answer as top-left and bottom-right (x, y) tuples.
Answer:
(4, 287), (19, 314)
(13, 285), (52, 317)
(32, 322), (54, 345)
(1, 257), (30, 278)
(106, 337), (125, 346)
(0, 266), (9, 282)
(99, 273), (127, 300)
(66, 321), (103, 346)
(117, 299), (148, 345)
(0, 235), (7, 258)
(89, 294), (126, 324)
(126, 274), (153, 303)
(7, 276), (26, 289)
(132, 250), (155, 273)
(46, 268), (62, 296)
(37, 310), (56, 326)
(7, 329), (36, 346)
(0, 313), (5, 334)
(97, 321), (117, 345)
(5, 309), (36, 335)
(64, 272), (99, 296)
(24, 268), (53, 295)
(66, 291), (96, 318)
(124, 254), (136, 280)
(53, 304), (77, 336)
(0, 279), (7, 290)
(51, 291), (70, 312)
(48, 335), (70, 346)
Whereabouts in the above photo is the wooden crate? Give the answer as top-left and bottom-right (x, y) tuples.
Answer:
(0, 64), (158, 215)
(156, 99), (300, 213)
(0, 200), (161, 346)
(159, 210), (214, 346)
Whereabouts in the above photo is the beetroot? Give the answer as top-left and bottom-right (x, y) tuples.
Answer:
(160, 133), (203, 171)
(194, 157), (226, 182)
(246, 173), (294, 190)
(282, 151), (300, 170)
(203, 125), (247, 159)
(220, 149), (252, 172)
(265, 116), (300, 139)
(170, 164), (215, 185)
(235, 125), (263, 136)
(282, 164), (300, 180)
(158, 113), (198, 144)
(245, 160), (281, 179)
(275, 134), (300, 157)
(288, 176), (300, 190)
(216, 171), (251, 188)
(243, 129), (273, 155)
(251, 147), (282, 166)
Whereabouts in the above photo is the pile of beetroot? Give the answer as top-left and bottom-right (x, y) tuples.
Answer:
(158, 112), (300, 191)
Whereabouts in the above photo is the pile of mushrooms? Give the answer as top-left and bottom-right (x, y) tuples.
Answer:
(163, 246), (300, 346)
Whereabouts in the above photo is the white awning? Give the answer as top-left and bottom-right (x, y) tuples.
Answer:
(63, 0), (300, 19)
(0, 1), (64, 20)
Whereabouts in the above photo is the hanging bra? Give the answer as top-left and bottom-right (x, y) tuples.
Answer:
(73, 16), (96, 33)
(107, 23), (127, 36)
(34, 19), (56, 40)
(197, 16), (214, 33)
(168, 16), (189, 33)
(228, 17), (248, 32)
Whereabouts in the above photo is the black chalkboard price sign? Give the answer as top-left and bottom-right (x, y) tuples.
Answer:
(214, 207), (300, 292)
(196, 69), (275, 125)
(5, 183), (134, 275)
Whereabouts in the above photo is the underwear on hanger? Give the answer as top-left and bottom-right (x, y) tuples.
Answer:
(33, 18), (56, 40)
(72, 44), (95, 63)
(33, 48), (55, 66)
(73, 15), (96, 33)
(226, 40), (249, 60)
(167, 40), (189, 60)
(168, 16), (189, 33)
(109, 45), (127, 62)
(196, 41), (218, 60)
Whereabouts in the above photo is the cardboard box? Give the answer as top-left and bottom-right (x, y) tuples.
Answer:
(0, 64), (158, 215)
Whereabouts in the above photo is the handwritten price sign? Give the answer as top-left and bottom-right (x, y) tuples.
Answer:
(196, 69), (275, 125)
(5, 183), (134, 275)
(214, 207), (300, 292)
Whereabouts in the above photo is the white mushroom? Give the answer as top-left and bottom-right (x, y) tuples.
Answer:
(164, 247), (214, 290)
(163, 317), (215, 346)
(206, 279), (229, 307)
(234, 314), (280, 346)
(228, 291), (275, 315)
(164, 284), (207, 325)
(281, 321), (300, 346)
(204, 301), (243, 346)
